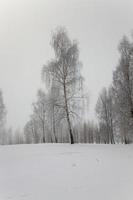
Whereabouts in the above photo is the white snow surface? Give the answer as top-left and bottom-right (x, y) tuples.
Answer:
(0, 144), (133, 200)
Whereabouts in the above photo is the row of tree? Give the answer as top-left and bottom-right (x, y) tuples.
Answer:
(0, 28), (133, 144)
(96, 36), (133, 144)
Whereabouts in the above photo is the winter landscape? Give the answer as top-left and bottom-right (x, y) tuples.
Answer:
(0, 0), (133, 199)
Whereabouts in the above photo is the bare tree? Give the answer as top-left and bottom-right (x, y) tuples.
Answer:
(96, 88), (115, 144)
(42, 27), (84, 144)
(32, 90), (47, 143)
(0, 90), (7, 144)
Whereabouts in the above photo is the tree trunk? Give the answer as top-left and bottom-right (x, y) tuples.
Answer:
(67, 112), (74, 144)
(63, 81), (74, 144)
(53, 105), (57, 143)
(42, 121), (45, 143)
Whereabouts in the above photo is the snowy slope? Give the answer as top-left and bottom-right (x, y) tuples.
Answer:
(0, 144), (133, 200)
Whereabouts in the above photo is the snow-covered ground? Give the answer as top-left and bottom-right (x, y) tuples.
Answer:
(0, 144), (133, 200)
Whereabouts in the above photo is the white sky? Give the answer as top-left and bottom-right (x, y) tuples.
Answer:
(0, 0), (133, 130)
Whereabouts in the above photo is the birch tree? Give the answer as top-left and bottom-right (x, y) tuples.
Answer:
(42, 27), (84, 144)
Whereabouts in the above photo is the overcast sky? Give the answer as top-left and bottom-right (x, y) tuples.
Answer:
(0, 0), (133, 130)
